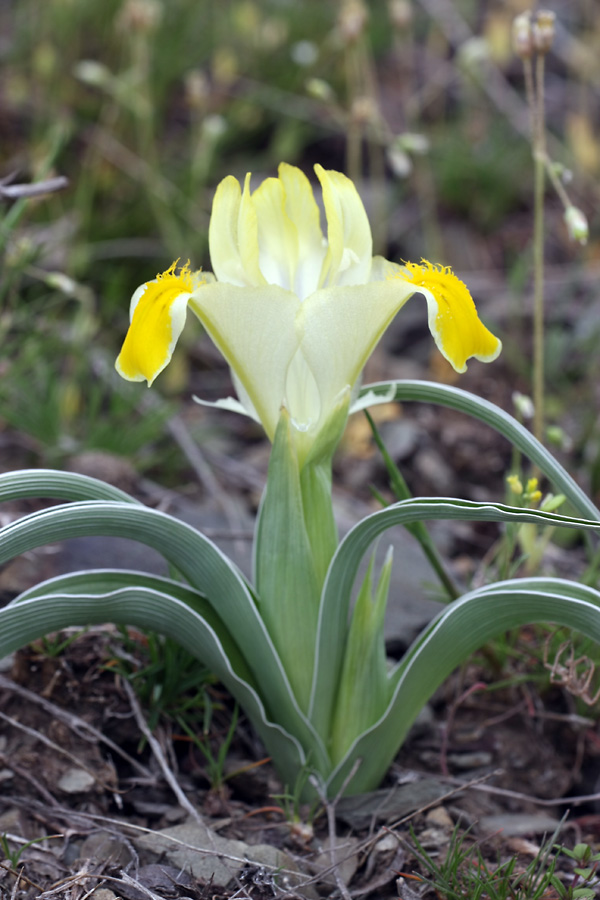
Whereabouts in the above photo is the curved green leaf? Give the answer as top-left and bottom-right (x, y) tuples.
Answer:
(0, 500), (329, 772)
(358, 380), (600, 523)
(0, 469), (140, 505)
(14, 568), (251, 680)
(326, 577), (600, 795)
(0, 579), (307, 788)
(309, 498), (600, 736)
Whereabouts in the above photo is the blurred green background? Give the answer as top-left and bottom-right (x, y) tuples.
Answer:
(1, 0), (599, 482)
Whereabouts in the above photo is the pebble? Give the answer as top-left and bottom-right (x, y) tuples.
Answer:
(57, 767), (96, 793)
(425, 806), (454, 830)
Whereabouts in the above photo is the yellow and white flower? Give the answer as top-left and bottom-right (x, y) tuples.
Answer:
(116, 163), (501, 460)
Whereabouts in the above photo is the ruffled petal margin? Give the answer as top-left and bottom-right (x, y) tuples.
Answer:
(116, 261), (202, 385)
(401, 259), (502, 372)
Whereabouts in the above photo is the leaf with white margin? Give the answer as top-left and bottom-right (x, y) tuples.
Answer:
(357, 379), (600, 523)
(0, 572), (308, 788)
(0, 469), (141, 505)
(326, 577), (600, 795)
(309, 498), (600, 739)
(0, 499), (329, 773)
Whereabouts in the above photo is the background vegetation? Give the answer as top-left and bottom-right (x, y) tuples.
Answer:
(1, 0), (598, 484)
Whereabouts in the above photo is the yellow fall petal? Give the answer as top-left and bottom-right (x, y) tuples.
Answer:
(116, 261), (200, 385)
(401, 259), (502, 372)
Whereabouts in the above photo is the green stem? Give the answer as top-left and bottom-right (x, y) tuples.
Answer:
(532, 53), (546, 447)
(364, 410), (459, 601)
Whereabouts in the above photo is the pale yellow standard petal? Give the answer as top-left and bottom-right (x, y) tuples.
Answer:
(252, 174), (297, 290)
(401, 260), (502, 373)
(115, 261), (200, 385)
(277, 163), (325, 299)
(238, 172), (266, 286)
(297, 279), (417, 431)
(189, 282), (301, 441)
(315, 164), (372, 288)
(209, 174), (265, 287)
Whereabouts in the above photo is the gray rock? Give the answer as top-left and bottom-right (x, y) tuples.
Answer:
(478, 812), (560, 837)
(134, 818), (314, 896)
(57, 767), (96, 794)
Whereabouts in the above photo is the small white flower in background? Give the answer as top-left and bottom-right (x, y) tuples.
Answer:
(564, 206), (588, 245)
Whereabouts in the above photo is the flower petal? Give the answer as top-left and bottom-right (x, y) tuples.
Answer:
(189, 282), (301, 441)
(402, 260), (502, 372)
(284, 347), (322, 434)
(192, 393), (258, 422)
(315, 164), (372, 288)
(252, 174), (297, 290)
(278, 163), (325, 299)
(297, 279), (417, 431)
(209, 174), (265, 287)
(115, 261), (201, 385)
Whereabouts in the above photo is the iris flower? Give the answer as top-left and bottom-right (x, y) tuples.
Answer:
(116, 163), (501, 460)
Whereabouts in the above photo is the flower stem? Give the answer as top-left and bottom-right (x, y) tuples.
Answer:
(365, 411), (459, 602)
(532, 53), (546, 446)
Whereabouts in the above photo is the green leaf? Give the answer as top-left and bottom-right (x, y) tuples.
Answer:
(254, 412), (323, 710)
(15, 569), (249, 677)
(0, 574), (308, 787)
(309, 497), (600, 742)
(0, 468), (140, 505)
(329, 548), (392, 763)
(358, 380), (600, 523)
(0, 499), (329, 774)
(326, 576), (600, 795)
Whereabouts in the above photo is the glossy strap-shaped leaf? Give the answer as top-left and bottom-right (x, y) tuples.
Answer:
(0, 499), (329, 771)
(0, 575), (308, 788)
(326, 577), (600, 795)
(309, 498), (600, 736)
(0, 469), (140, 505)
(14, 568), (249, 679)
(358, 380), (600, 523)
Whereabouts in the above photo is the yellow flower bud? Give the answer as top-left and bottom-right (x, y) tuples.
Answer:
(507, 475), (524, 495)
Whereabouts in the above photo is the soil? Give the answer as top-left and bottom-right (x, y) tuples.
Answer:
(2, 331), (600, 899)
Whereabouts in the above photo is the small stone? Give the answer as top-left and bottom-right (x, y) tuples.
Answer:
(425, 806), (454, 830)
(373, 833), (398, 853)
(57, 767), (96, 793)
(90, 891), (118, 900)
(80, 831), (133, 867)
(478, 812), (560, 837)
(0, 809), (20, 832)
(447, 751), (493, 769)
(134, 819), (313, 896)
(418, 826), (451, 849)
(312, 835), (359, 887)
